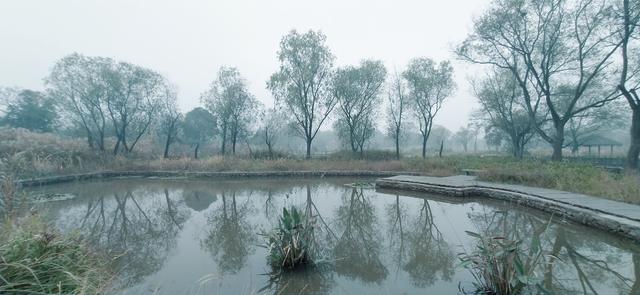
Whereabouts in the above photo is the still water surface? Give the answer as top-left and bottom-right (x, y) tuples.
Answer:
(25, 177), (640, 295)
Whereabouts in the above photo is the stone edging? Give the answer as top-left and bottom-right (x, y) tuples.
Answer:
(17, 170), (419, 187)
(376, 177), (640, 243)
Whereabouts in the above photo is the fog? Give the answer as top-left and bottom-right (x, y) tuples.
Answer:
(0, 0), (489, 131)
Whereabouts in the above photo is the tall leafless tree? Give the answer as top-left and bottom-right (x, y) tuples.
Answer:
(458, 0), (623, 161)
(386, 71), (408, 160)
(616, 0), (640, 170)
(471, 70), (537, 158)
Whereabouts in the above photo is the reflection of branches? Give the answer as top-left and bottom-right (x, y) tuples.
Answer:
(260, 266), (334, 295)
(201, 192), (255, 275)
(402, 199), (453, 287)
(58, 189), (188, 287)
(469, 207), (636, 295)
(386, 195), (408, 276)
(333, 187), (387, 283)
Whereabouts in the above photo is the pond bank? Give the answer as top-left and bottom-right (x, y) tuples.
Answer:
(376, 175), (640, 243)
(17, 170), (418, 187)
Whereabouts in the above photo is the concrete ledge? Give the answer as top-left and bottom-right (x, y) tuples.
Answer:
(17, 170), (418, 187)
(376, 175), (640, 243)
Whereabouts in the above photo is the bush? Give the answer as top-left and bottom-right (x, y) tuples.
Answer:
(0, 215), (111, 294)
(261, 207), (316, 269)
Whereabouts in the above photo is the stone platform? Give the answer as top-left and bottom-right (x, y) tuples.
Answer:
(376, 175), (640, 243)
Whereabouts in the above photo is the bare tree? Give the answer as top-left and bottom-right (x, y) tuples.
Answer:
(259, 106), (285, 158)
(616, 0), (640, 170)
(458, 0), (623, 161)
(403, 58), (455, 158)
(386, 71), (408, 160)
(332, 59), (387, 157)
(453, 126), (474, 153)
(471, 70), (536, 158)
(201, 66), (257, 155)
(565, 102), (625, 154)
(157, 85), (181, 159)
(267, 30), (337, 159)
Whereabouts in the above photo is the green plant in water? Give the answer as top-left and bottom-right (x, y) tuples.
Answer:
(0, 215), (111, 294)
(458, 231), (553, 295)
(261, 206), (316, 269)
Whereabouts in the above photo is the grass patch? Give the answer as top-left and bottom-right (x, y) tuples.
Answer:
(0, 215), (111, 294)
(458, 230), (553, 295)
(261, 207), (317, 269)
(477, 160), (640, 204)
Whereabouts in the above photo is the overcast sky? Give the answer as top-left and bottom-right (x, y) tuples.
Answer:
(0, 0), (490, 131)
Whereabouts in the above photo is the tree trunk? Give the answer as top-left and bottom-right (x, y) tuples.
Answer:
(438, 140), (444, 158)
(232, 137), (236, 155)
(421, 135), (427, 158)
(221, 128), (227, 155)
(305, 138), (312, 159)
(627, 108), (640, 170)
(113, 136), (121, 156)
(395, 132), (400, 160)
(163, 134), (172, 159)
(194, 143), (200, 159)
(551, 125), (565, 161)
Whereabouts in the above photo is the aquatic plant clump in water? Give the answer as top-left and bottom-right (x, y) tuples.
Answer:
(262, 206), (317, 269)
(458, 231), (553, 295)
(0, 215), (111, 294)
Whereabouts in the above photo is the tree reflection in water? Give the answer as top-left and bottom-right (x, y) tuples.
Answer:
(402, 199), (454, 287)
(469, 207), (640, 295)
(58, 188), (189, 287)
(333, 187), (388, 283)
(201, 191), (256, 275)
(260, 185), (336, 295)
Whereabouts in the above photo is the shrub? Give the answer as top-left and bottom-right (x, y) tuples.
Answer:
(0, 215), (111, 294)
(458, 231), (551, 295)
(261, 207), (316, 269)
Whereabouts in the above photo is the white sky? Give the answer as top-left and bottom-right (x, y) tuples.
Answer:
(0, 0), (490, 131)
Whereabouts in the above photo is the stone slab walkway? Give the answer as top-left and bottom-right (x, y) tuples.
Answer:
(376, 175), (640, 243)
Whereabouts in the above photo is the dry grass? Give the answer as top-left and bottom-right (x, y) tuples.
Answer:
(0, 128), (638, 204)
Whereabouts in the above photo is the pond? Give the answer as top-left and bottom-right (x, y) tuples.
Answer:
(24, 177), (640, 295)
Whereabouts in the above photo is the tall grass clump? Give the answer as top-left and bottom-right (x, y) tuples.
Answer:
(0, 215), (111, 294)
(261, 207), (317, 269)
(458, 231), (554, 295)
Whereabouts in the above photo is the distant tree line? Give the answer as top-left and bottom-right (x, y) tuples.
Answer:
(0, 29), (460, 160)
(1, 0), (638, 170)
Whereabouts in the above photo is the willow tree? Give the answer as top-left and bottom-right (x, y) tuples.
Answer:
(403, 58), (455, 158)
(458, 0), (622, 161)
(267, 30), (336, 159)
(332, 59), (387, 157)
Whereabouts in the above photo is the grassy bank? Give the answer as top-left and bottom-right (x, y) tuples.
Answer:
(0, 215), (112, 294)
(0, 127), (638, 204)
